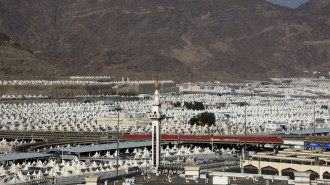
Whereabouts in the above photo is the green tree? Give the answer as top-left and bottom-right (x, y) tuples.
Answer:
(173, 102), (181, 107)
(193, 102), (204, 110)
(118, 91), (136, 96)
(185, 102), (193, 109)
(185, 101), (204, 110)
(321, 105), (328, 110)
(189, 116), (200, 125)
(189, 112), (215, 126)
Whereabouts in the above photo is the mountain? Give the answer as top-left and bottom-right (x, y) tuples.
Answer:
(0, 33), (62, 80)
(0, 0), (329, 82)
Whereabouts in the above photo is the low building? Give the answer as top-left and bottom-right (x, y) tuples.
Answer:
(138, 94), (151, 99)
(265, 122), (288, 132)
(116, 81), (177, 94)
(97, 113), (151, 128)
(242, 149), (330, 180)
(188, 85), (202, 90)
(185, 166), (200, 179)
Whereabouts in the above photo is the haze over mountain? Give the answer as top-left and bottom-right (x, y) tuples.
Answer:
(0, 0), (329, 82)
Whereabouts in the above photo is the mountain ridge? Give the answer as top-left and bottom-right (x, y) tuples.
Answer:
(0, 0), (329, 82)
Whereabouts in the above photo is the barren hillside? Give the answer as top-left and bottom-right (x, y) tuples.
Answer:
(0, 33), (62, 80)
(0, 0), (329, 82)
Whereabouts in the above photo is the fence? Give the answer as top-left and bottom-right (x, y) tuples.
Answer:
(54, 170), (126, 185)
(16, 178), (53, 185)
(161, 153), (237, 163)
(17, 170), (127, 185)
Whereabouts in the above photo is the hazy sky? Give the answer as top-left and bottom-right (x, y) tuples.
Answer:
(266, 0), (309, 8)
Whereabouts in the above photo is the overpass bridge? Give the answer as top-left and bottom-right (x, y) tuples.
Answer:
(254, 128), (330, 136)
(1, 127), (328, 141)
(13, 135), (283, 153)
(1, 130), (283, 144)
(2, 131), (330, 153)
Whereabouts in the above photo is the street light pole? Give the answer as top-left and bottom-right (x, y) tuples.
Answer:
(211, 138), (214, 152)
(313, 100), (316, 137)
(244, 103), (247, 161)
(116, 111), (119, 177)
(62, 146), (63, 162)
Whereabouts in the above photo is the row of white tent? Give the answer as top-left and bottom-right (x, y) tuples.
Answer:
(179, 78), (329, 96)
(0, 80), (173, 86)
(0, 94), (328, 136)
(0, 94), (48, 100)
(88, 145), (217, 159)
(0, 157), (150, 184)
(0, 139), (27, 154)
(0, 142), (235, 184)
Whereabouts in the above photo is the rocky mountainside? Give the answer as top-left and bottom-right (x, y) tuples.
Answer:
(0, 33), (61, 80)
(0, 0), (329, 82)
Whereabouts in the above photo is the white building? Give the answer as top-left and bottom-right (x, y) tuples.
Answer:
(148, 76), (164, 170)
(265, 122), (288, 132)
